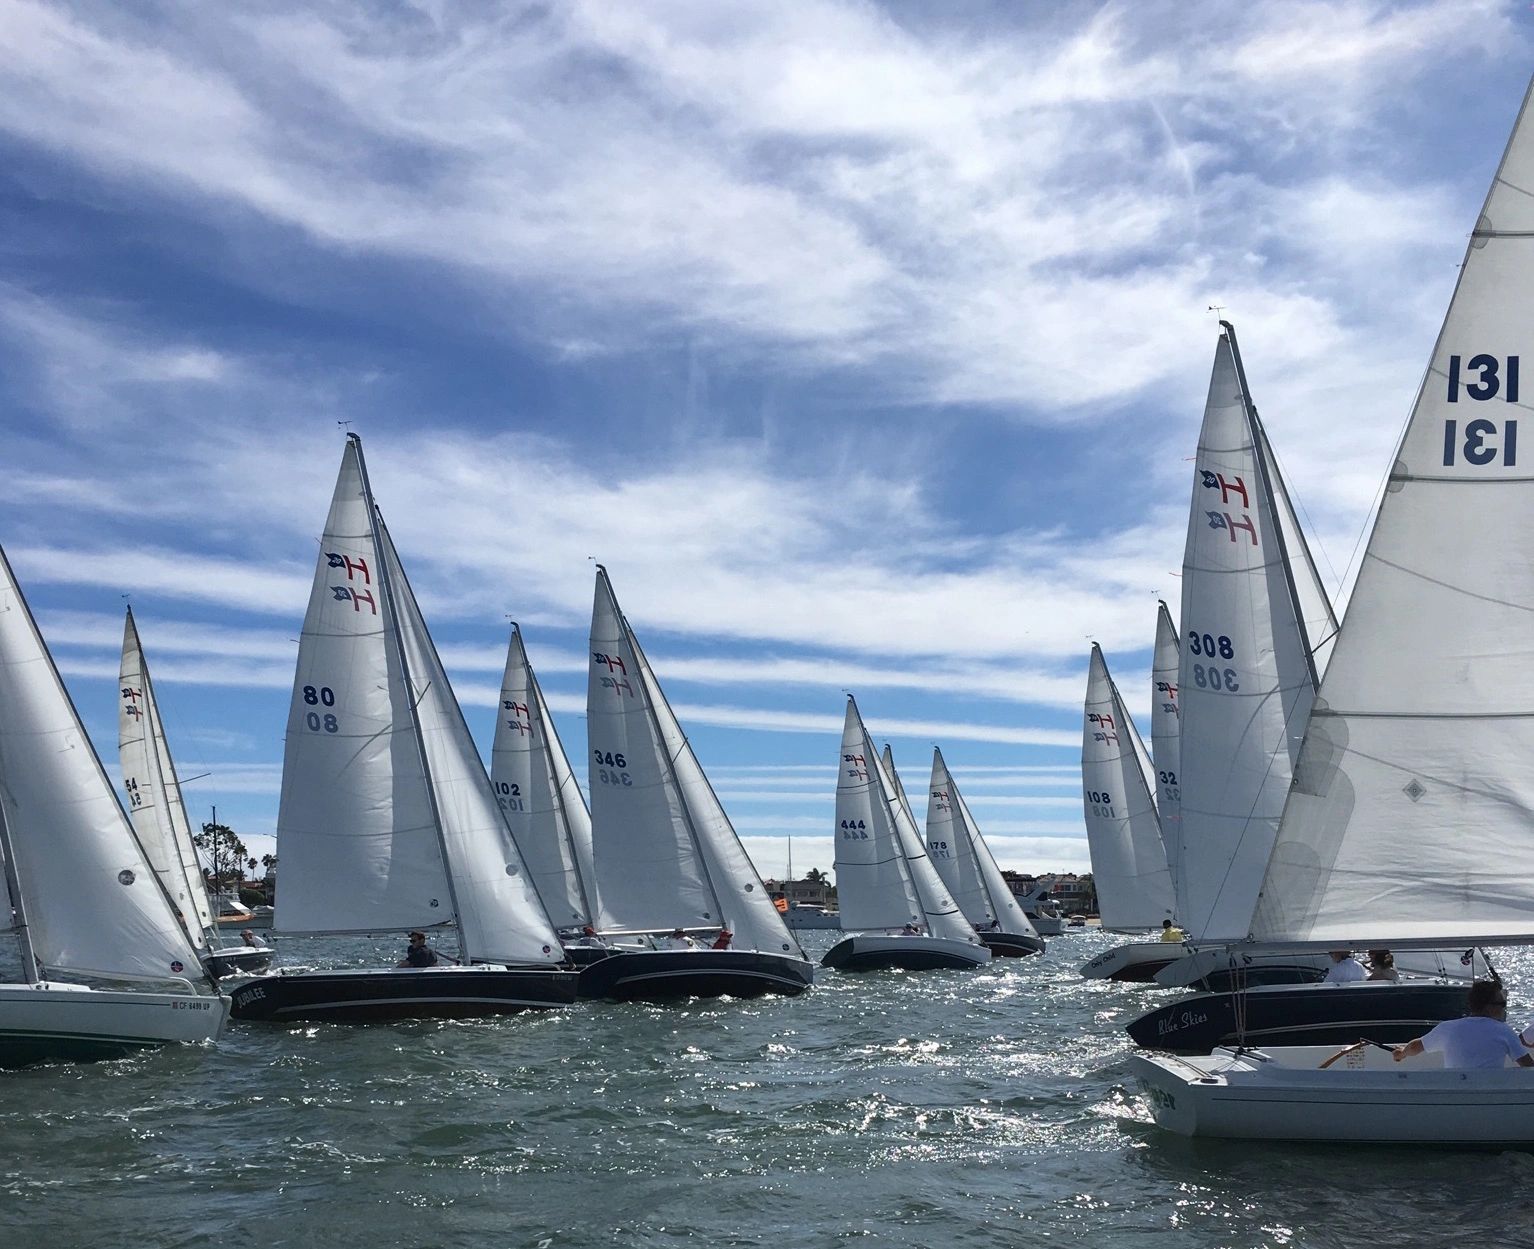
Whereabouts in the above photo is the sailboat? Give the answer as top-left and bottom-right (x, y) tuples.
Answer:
(1132, 77), (1534, 1140)
(1076, 644), (1177, 981)
(924, 747), (1044, 957)
(1127, 323), (1470, 1044)
(118, 608), (274, 981)
(573, 566), (814, 1000)
(491, 623), (608, 964)
(0, 547), (228, 1066)
(229, 435), (577, 1022)
(822, 699), (990, 971)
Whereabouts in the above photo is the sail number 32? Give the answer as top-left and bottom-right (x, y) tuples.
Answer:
(1445, 354), (1519, 467)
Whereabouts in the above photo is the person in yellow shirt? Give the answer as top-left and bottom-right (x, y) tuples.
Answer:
(1159, 919), (1185, 943)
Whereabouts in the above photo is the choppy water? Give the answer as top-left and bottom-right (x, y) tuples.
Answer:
(5, 930), (1534, 1248)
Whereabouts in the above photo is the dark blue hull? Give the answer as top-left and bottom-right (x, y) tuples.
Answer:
(228, 968), (578, 1023)
(1127, 982), (1470, 1053)
(980, 931), (1046, 958)
(576, 950), (813, 1001)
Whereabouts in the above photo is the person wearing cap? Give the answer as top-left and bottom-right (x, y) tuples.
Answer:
(1394, 980), (1533, 1068)
(573, 924), (607, 948)
(658, 927), (696, 950)
(711, 929), (733, 950)
(398, 931), (439, 968)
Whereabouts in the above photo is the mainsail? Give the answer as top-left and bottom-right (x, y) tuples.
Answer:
(491, 625), (599, 931)
(0, 546), (205, 983)
(1173, 326), (1319, 942)
(1082, 645), (1175, 931)
(1253, 80), (1534, 948)
(119, 608), (215, 946)
(1149, 602), (1182, 905)
(275, 437), (451, 935)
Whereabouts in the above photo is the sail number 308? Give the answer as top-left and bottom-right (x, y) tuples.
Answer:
(1445, 354), (1519, 467)
(1186, 631), (1239, 693)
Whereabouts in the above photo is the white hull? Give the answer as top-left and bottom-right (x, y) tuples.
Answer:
(1132, 1045), (1534, 1144)
(1079, 940), (1182, 981)
(1027, 913), (1064, 936)
(0, 982), (229, 1066)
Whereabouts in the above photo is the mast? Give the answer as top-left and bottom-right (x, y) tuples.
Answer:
(352, 436), (469, 960)
(0, 798), (38, 984)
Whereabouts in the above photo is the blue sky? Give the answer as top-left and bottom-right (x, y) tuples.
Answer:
(2, 0), (1528, 880)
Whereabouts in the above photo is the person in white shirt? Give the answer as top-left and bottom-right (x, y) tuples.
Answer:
(657, 928), (697, 951)
(1322, 950), (1367, 984)
(1394, 981), (1534, 1068)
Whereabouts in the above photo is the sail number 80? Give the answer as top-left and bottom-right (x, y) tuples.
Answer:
(302, 685), (338, 733)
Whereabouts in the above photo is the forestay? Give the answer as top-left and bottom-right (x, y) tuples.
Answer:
(1082, 645), (1175, 931)
(1150, 603), (1183, 905)
(1253, 81), (1534, 948)
(119, 608), (214, 945)
(0, 546), (205, 983)
(381, 523), (562, 967)
(1174, 329), (1317, 942)
(491, 625), (600, 931)
(834, 699), (973, 941)
(926, 748), (1037, 935)
(274, 437), (453, 936)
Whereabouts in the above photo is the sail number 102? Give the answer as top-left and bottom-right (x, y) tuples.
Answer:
(1445, 354), (1519, 467)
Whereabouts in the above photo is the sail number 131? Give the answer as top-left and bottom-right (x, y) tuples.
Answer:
(1445, 354), (1519, 467)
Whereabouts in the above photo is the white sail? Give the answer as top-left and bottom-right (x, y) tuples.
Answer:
(1253, 82), (1534, 948)
(380, 522), (562, 966)
(1150, 602), (1183, 909)
(1258, 420), (1341, 680)
(834, 699), (974, 941)
(1082, 645), (1175, 931)
(274, 437), (453, 935)
(0, 546), (205, 983)
(119, 609), (214, 944)
(586, 567), (799, 955)
(1174, 328), (1317, 942)
(881, 743), (916, 826)
(491, 625), (599, 931)
(927, 748), (1037, 935)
